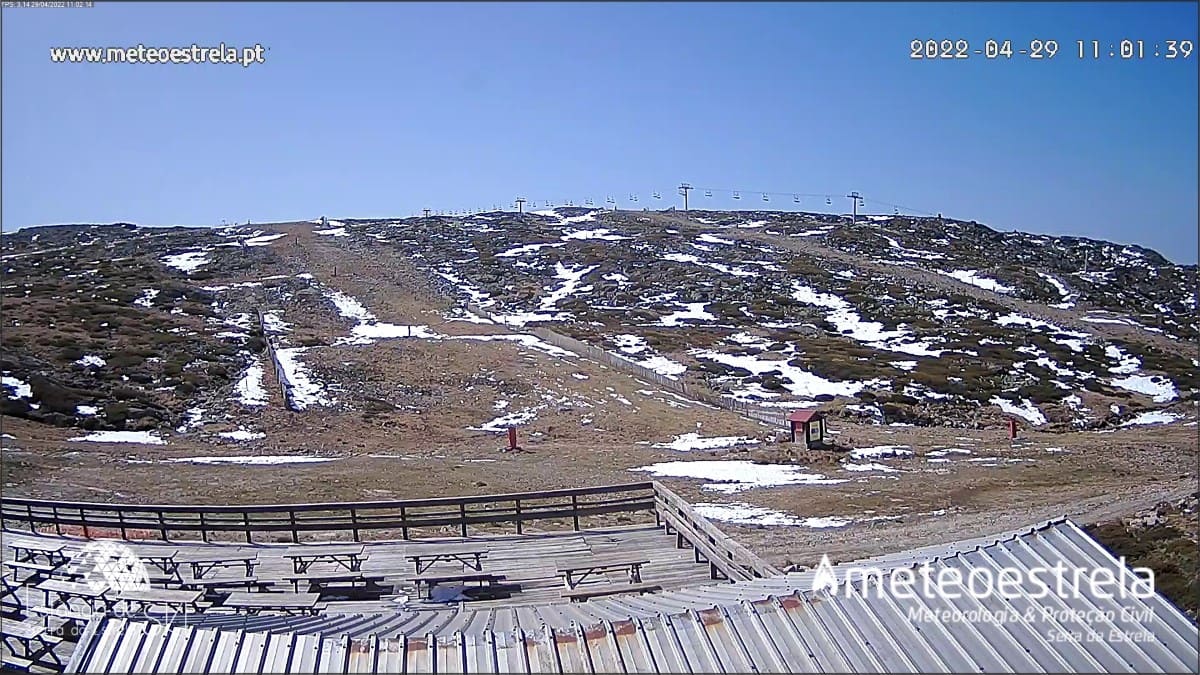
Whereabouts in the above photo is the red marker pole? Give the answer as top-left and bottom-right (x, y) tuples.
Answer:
(1007, 418), (1017, 441)
(508, 427), (518, 451)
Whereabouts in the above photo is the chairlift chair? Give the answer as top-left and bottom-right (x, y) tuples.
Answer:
(652, 192), (661, 199)
(825, 196), (832, 205)
(793, 195), (800, 203)
(704, 190), (712, 198)
(762, 193), (769, 202)
(733, 191), (741, 200)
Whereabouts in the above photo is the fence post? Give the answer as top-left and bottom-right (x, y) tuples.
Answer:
(80, 508), (89, 539)
(25, 503), (35, 533)
(116, 510), (127, 540)
(459, 503), (468, 538)
(199, 512), (208, 543)
(157, 511), (168, 541)
(350, 509), (360, 542)
(51, 505), (61, 535)
(290, 511), (299, 543)
(515, 499), (522, 535)
(571, 495), (580, 531)
(400, 505), (409, 540)
(243, 512), (252, 544)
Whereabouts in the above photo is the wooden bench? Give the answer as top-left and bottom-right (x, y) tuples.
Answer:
(35, 579), (111, 613)
(223, 591), (321, 616)
(179, 575), (273, 593)
(29, 605), (95, 639)
(2, 653), (33, 671)
(406, 543), (488, 574)
(284, 572), (388, 593)
(555, 556), (650, 589)
(8, 541), (67, 566)
(29, 605), (95, 623)
(2, 560), (59, 581)
(562, 582), (663, 602)
(0, 617), (63, 669)
(412, 572), (506, 600)
(177, 552), (258, 579)
(114, 587), (203, 614)
(282, 544), (368, 574)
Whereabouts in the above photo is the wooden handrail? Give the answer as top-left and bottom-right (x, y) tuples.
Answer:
(0, 482), (655, 514)
(0, 483), (658, 543)
(651, 481), (781, 580)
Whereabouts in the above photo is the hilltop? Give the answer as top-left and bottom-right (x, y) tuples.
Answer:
(0, 209), (1195, 562)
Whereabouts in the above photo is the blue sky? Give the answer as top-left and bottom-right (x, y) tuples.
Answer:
(3, 2), (1197, 262)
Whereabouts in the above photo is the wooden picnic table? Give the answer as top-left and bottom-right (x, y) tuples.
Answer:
(114, 587), (203, 614)
(176, 551), (258, 579)
(7, 540), (67, 566)
(555, 556), (650, 589)
(223, 591), (321, 616)
(134, 549), (181, 577)
(284, 572), (388, 593)
(282, 544), (367, 574)
(412, 571), (507, 600)
(1, 617), (63, 670)
(35, 578), (112, 613)
(406, 543), (488, 574)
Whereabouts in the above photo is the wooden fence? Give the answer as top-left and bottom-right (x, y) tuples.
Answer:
(0, 483), (658, 545)
(0, 482), (777, 582)
(256, 308), (298, 412)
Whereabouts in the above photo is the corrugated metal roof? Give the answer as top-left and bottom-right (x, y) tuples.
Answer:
(65, 519), (1200, 673)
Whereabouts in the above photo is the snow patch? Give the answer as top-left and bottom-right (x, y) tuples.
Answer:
(694, 502), (849, 528)
(70, 431), (167, 445)
(161, 250), (210, 273)
(631, 460), (848, 493)
(652, 433), (760, 452)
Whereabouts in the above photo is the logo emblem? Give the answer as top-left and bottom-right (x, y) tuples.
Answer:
(810, 554), (839, 595)
(68, 541), (150, 593)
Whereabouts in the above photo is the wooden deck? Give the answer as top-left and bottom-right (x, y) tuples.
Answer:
(2, 523), (721, 618)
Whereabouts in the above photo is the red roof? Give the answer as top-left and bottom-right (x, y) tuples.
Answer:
(788, 410), (823, 423)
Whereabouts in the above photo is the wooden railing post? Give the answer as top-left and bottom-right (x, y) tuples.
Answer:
(199, 512), (208, 543)
(400, 506), (408, 540)
(290, 511), (299, 543)
(51, 506), (61, 535)
(158, 511), (168, 541)
(459, 503), (468, 538)
(515, 499), (522, 535)
(571, 495), (580, 531)
(350, 509), (360, 542)
(243, 512), (252, 544)
(26, 503), (35, 533)
(117, 510), (127, 540)
(80, 508), (89, 539)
